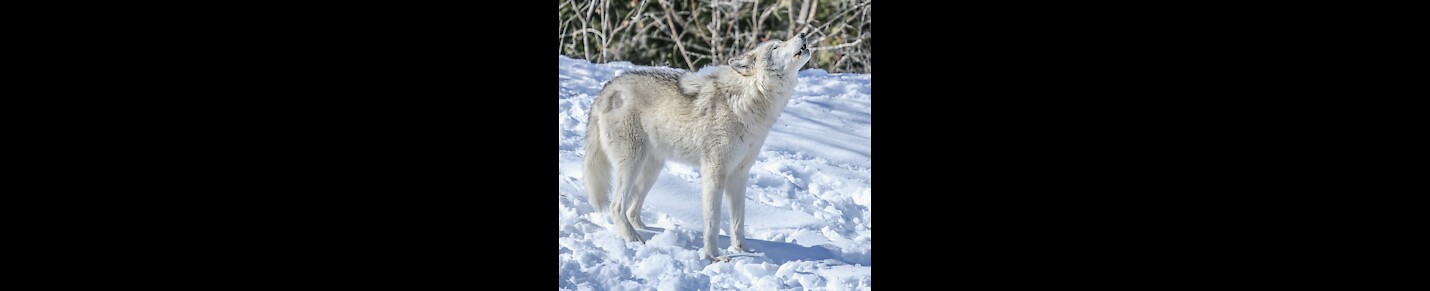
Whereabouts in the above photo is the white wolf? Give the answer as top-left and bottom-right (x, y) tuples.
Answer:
(584, 33), (814, 261)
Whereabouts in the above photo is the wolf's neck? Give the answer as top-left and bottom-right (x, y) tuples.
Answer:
(730, 76), (795, 128)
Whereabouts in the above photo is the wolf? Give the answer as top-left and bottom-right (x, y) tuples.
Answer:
(584, 33), (814, 261)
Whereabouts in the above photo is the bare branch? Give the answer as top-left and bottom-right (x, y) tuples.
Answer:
(796, 0), (812, 29)
(581, 0), (595, 60)
(709, 4), (722, 62)
(751, 0), (762, 37)
(656, 0), (697, 70)
(786, 0), (796, 38)
(812, 0), (870, 36)
(801, 0), (817, 35)
(604, 0), (652, 62)
(609, 0), (650, 35)
(814, 39), (861, 51)
(571, 29), (608, 45)
(687, 52), (713, 61)
(600, 0), (611, 62)
(561, 0), (870, 73)
(661, 0), (711, 43)
(757, 0), (779, 38)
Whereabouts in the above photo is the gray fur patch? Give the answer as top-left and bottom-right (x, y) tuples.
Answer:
(607, 91), (622, 112)
(623, 69), (696, 98)
(623, 69), (685, 84)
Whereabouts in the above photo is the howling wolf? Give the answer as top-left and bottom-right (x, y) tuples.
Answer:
(584, 33), (815, 261)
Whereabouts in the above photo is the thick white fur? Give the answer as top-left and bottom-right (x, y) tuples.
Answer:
(585, 34), (814, 260)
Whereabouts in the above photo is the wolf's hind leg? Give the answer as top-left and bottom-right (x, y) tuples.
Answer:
(627, 156), (664, 230)
(609, 149), (648, 243)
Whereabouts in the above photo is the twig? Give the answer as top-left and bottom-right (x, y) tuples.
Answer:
(656, 0), (697, 70)
(757, 0), (779, 35)
(581, 0), (595, 60)
(609, 0), (650, 35)
(661, 0), (711, 43)
(571, 29), (608, 45)
(796, 0), (813, 32)
(752, 0), (762, 38)
(786, 0), (796, 37)
(600, 0), (609, 61)
(814, 39), (861, 51)
(709, 4), (722, 62)
(812, 0), (870, 36)
(605, 0), (652, 62)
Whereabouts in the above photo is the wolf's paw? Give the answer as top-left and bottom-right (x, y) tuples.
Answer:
(702, 248), (722, 262)
(628, 216), (647, 230)
(617, 225), (645, 243)
(619, 233), (645, 244)
(729, 243), (750, 253)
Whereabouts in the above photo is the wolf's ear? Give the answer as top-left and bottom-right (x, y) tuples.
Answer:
(728, 54), (755, 76)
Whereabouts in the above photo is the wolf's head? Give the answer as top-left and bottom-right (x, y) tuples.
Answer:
(728, 32), (814, 78)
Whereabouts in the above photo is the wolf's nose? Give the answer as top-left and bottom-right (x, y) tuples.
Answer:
(798, 32), (806, 38)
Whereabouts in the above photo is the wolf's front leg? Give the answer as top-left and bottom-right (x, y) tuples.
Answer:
(725, 170), (751, 253)
(699, 162), (727, 260)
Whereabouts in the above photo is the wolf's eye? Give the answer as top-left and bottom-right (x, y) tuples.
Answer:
(771, 45), (778, 51)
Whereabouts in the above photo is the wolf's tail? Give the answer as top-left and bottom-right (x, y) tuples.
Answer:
(583, 103), (612, 213)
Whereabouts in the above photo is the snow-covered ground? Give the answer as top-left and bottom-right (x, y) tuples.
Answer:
(559, 55), (871, 290)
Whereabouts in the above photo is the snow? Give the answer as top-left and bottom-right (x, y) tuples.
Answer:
(559, 55), (871, 290)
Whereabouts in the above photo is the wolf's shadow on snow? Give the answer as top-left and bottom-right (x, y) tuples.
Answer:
(635, 227), (846, 265)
